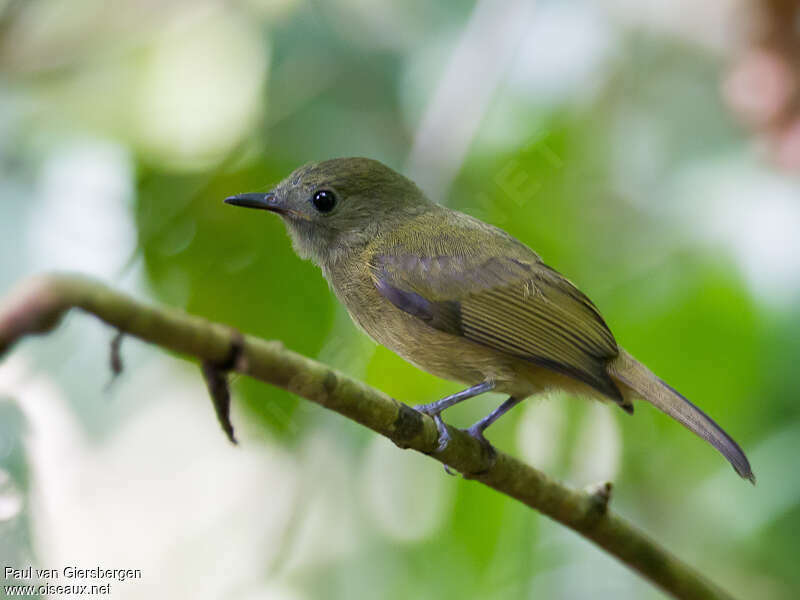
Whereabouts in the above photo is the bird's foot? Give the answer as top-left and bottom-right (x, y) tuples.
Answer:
(464, 425), (496, 458)
(413, 404), (451, 454)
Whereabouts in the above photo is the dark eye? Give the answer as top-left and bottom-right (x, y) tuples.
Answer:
(311, 190), (337, 213)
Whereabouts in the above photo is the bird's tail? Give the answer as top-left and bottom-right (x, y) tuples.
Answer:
(608, 348), (755, 483)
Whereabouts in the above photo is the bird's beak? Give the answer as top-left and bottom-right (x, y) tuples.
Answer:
(224, 192), (285, 215)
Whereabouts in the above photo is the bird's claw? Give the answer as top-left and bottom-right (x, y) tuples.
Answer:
(428, 414), (457, 475)
(431, 413), (451, 453)
(413, 404), (452, 455)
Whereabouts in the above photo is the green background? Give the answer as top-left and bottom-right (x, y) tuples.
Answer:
(1, 1), (798, 598)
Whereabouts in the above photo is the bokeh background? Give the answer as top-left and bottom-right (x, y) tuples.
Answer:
(1, 0), (799, 598)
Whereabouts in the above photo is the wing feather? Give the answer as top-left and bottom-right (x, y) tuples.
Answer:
(368, 217), (624, 403)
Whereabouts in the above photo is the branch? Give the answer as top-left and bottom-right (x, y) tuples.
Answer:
(0, 273), (735, 600)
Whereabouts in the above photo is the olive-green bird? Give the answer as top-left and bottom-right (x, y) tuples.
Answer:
(225, 157), (754, 483)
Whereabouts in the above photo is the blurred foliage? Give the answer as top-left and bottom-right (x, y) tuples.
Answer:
(135, 157), (336, 435)
(1, 1), (800, 599)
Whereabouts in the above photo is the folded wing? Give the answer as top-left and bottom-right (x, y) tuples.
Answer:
(369, 225), (624, 404)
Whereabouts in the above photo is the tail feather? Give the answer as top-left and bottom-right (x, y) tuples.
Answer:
(608, 349), (755, 483)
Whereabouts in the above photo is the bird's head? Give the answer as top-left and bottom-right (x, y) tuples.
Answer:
(225, 157), (430, 264)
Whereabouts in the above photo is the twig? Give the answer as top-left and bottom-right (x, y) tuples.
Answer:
(0, 273), (736, 600)
(104, 329), (125, 391)
(200, 329), (244, 444)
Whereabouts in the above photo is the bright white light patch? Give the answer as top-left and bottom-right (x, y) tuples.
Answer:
(0, 353), (299, 600)
(673, 155), (800, 304)
(569, 403), (621, 485)
(516, 397), (567, 471)
(27, 140), (136, 279)
(0, 469), (23, 522)
(508, 2), (615, 105)
(135, 9), (268, 169)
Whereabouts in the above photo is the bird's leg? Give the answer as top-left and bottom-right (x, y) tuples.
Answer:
(464, 396), (523, 447)
(455, 396), (523, 478)
(414, 380), (496, 452)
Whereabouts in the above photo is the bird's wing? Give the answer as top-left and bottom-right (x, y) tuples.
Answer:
(368, 213), (623, 403)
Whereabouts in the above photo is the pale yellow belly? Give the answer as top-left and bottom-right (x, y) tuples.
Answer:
(344, 292), (544, 398)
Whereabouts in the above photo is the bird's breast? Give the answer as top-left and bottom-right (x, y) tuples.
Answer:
(323, 257), (539, 397)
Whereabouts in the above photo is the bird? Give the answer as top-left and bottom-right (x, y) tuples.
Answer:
(224, 157), (755, 483)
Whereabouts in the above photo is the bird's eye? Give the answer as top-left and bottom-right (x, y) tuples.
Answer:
(311, 190), (337, 213)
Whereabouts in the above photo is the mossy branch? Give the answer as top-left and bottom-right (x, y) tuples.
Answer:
(0, 273), (735, 600)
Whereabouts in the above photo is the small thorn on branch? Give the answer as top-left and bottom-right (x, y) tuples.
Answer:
(201, 362), (237, 444)
(584, 481), (613, 516)
(105, 330), (125, 391)
(201, 330), (245, 445)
